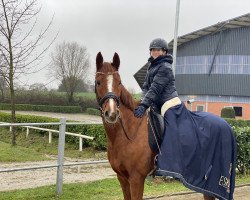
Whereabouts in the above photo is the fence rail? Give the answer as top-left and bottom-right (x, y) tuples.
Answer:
(0, 119), (107, 196)
(0, 160), (109, 173)
(0, 121), (101, 151)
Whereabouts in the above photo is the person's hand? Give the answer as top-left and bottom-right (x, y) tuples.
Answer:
(134, 105), (147, 118)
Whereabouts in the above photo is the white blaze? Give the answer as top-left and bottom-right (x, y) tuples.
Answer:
(107, 75), (115, 113)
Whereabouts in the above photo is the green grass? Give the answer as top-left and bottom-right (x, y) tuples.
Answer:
(0, 141), (49, 162)
(0, 128), (107, 162)
(0, 178), (187, 200)
(75, 92), (96, 99)
(0, 175), (249, 200)
(235, 174), (250, 185)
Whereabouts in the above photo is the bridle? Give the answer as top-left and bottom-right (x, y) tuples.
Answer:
(95, 72), (121, 116)
(95, 71), (143, 141)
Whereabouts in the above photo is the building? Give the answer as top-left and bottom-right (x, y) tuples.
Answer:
(135, 13), (250, 119)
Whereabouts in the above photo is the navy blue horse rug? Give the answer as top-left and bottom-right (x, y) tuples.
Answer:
(155, 103), (237, 200)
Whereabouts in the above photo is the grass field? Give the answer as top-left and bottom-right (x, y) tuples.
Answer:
(0, 176), (249, 200)
(0, 128), (107, 162)
(0, 141), (49, 162)
(0, 178), (195, 200)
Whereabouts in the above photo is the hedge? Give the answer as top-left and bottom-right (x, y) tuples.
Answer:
(225, 118), (250, 127)
(232, 126), (250, 175)
(0, 103), (82, 113)
(221, 107), (235, 119)
(0, 112), (249, 174)
(86, 108), (100, 116)
(0, 112), (106, 150)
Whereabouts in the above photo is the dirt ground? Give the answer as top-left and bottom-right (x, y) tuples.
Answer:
(1, 111), (102, 123)
(0, 160), (250, 200)
(0, 158), (116, 192)
(148, 185), (250, 200)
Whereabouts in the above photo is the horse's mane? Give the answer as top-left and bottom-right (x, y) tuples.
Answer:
(120, 85), (139, 111)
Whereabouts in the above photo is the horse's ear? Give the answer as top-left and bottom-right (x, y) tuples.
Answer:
(111, 52), (120, 70)
(96, 52), (103, 71)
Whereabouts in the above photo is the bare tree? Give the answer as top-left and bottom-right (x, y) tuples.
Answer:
(0, 0), (56, 145)
(29, 83), (47, 91)
(0, 74), (6, 100)
(51, 42), (90, 103)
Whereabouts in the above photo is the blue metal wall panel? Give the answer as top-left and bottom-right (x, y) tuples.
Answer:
(175, 74), (250, 97)
(170, 27), (250, 56)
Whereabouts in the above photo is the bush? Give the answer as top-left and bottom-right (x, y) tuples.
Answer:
(0, 112), (106, 150)
(78, 97), (99, 111)
(221, 107), (235, 119)
(232, 126), (250, 175)
(225, 118), (250, 127)
(2, 90), (98, 107)
(86, 108), (100, 116)
(2, 90), (69, 106)
(0, 103), (82, 113)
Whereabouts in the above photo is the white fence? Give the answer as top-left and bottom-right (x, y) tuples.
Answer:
(0, 119), (108, 196)
(0, 121), (102, 151)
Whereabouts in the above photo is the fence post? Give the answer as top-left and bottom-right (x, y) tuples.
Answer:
(49, 131), (52, 143)
(79, 137), (83, 151)
(56, 118), (66, 196)
(26, 128), (29, 138)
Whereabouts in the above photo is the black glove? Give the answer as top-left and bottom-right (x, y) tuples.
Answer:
(134, 104), (147, 118)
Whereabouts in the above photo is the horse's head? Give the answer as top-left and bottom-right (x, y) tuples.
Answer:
(95, 52), (124, 124)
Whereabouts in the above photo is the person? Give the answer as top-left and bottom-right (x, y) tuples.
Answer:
(134, 38), (180, 118)
(133, 38), (236, 200)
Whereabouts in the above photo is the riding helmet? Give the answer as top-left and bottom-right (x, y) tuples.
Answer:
(149, 38), (168, 51)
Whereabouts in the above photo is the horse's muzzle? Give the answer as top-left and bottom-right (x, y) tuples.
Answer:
(104, 109), (120, 124)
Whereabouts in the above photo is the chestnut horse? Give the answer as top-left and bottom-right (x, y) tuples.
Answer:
(95, 52), (215, 200)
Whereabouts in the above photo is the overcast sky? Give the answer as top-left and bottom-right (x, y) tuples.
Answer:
(19, 0), (250, 92)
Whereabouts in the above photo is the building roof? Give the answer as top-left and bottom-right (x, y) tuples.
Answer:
(168, 13), (250, 49)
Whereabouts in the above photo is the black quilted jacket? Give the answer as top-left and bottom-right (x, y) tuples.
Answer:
(141, 54), (178, 112)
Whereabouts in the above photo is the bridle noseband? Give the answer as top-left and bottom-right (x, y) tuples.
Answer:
(97, 92), (120, 111)
(95, 72), (121, 119)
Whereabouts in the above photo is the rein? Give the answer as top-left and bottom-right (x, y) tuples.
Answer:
(118, 114), (144, 141)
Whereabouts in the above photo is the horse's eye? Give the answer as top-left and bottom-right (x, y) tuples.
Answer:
(96, 81), (101, 86)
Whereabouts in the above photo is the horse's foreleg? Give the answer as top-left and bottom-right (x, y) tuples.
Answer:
(203, 195), (215, 200)
(117, 175), (131, 200)
(129, 174), (145, 200)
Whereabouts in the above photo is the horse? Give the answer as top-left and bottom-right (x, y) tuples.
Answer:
(95, 52), (215, 200)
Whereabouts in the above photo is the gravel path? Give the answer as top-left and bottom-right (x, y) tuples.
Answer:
(1, 111), (102, 123)
(0, 159), (115, 192)
(148, 185), (250, 200)
(0, 159), (249, 199)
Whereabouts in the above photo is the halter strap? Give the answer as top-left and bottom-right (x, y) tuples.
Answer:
(97, 92), (120, 108)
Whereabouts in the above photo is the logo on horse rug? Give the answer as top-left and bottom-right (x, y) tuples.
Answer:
(154, 103), (237, 200)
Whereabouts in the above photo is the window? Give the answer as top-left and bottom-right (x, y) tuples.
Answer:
(233, 107), (242, 117)
(196, 105), (205, 112)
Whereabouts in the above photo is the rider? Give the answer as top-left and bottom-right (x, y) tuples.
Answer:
(134, 38), (180, 118)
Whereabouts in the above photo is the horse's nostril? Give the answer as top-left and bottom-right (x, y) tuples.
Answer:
(104, 111), (109, 118)
(109, 113), (116, 121)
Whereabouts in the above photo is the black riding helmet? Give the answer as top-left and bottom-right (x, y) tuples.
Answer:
(149, 38), (168, 51)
